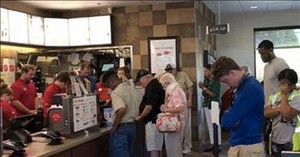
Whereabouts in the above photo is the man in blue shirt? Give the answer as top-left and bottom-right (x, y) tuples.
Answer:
(212, 56), (265, 157)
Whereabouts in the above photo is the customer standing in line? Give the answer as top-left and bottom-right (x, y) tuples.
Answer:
(198, 64), (221, 151)
(165, 63), (193, 155)
(212, 56), (265, 157)
(258, 40), (289, 104)
(102, 70), (140, 157)
(159, 73), (187, 157)
(135, 69), (165, 157)
(264, 68), (300, 157)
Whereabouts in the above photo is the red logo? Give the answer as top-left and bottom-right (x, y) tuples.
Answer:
(9, 65), (15, 72)
(50, 112), (63, 122)
(3, 65), (8, 72)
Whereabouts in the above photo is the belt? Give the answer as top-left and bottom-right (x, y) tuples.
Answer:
(119, 121), (135, 126)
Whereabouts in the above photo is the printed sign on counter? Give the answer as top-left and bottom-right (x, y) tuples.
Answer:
(72, 95), (98, 132)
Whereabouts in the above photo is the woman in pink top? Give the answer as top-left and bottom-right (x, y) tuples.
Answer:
(159, 73), (187, 157)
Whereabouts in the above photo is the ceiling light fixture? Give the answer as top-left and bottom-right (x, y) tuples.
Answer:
(250, 6), (258, 9)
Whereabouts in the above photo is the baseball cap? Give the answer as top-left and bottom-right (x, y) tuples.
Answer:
(165, 63), (175, 71)
(135, 69), (150, 83)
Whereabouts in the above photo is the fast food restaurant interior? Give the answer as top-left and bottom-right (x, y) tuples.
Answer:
(0, 0), (299, 157)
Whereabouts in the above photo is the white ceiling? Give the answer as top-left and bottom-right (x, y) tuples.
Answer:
(16, 0), (300, 14)
(17, 0), (172, 11)
(202, 0), (300, 14)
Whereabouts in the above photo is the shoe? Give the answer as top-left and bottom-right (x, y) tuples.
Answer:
(182, 149), (191, 154)
(204, 146), (214, 152)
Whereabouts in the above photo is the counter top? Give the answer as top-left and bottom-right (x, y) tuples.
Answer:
(3, 127), (111, 157)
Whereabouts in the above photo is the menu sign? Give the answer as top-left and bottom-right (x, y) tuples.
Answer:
(89, 15), (112, 45)
(28, 15), (44, 45)
(8, 10), (28, 44)
(72, 95), (98, 132)
(44, 18), (69, 46)
(1, 8), (9, 41)
(68, 17), (90, 46)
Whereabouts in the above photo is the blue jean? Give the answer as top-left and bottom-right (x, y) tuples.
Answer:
(109, 123), (136, 157)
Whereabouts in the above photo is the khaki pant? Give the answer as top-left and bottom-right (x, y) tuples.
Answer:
(228, 142), (265, 157)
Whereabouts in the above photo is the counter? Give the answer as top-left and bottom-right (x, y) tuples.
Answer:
(3, 127), (111, 157)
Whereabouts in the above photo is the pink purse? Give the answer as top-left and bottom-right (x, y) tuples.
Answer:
(156, 113), (181, 133)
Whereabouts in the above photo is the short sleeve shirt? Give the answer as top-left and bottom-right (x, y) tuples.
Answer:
(141, 78), (165, 123)
(43, 83), (65, 117)
(10, 78), (37, 114)
(111, 82), (140, 123)
(264, 57), (289, 104)
(175, 71), (193, 97)
(0, 100), (17, 125)
(203, 79), (221, 109)
(268, 90), (300, 144)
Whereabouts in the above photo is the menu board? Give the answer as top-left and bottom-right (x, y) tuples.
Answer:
(1, 8), (9, 41)
(44, 18), (69, 46)
(28, 15), (44, 45)
(68, 17), (90, 46)
(8, 10), (28, 44)
(72, 95), (98, 132)
(89, 15), (112, 45)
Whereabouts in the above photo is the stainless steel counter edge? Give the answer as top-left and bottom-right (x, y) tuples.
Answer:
(24, 127), (111, 157)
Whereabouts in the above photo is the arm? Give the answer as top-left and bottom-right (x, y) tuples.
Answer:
(111, 107), (126, 133)
(12, 100), (34, 114)
(222, 85), (261, 129)
(136, 105), (152, 121)
(264, 105), (280, 118)
(187, 86), (193, 108)
(279, 84), (299, 120)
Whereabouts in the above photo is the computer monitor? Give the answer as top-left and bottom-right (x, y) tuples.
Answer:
(4, 114), (38, 133)
(101, 63), (114, 71)
(3, 114), (37, 143)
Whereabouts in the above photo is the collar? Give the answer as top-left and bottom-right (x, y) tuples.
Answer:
(236, 71), (250, 89)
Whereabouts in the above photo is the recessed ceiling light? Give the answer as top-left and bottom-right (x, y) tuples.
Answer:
(250, 6), (258, 9)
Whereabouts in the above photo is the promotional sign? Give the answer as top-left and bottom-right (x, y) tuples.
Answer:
(206, 23), (230, 35)
(2, 58), (15, 86)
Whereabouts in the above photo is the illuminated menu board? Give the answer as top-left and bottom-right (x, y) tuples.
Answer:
(1, 8), (9, 41)
(89, 15), (112, 45)
(8, 10), (28, 44)
(68, 17), (90, 46)
(28, 15), (44, 45)
(44, 18), (69, 46)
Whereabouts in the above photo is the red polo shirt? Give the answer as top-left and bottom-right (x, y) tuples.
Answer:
(10, 78), (37, 115)
(0, 100), (18, 126)
(43, 83), (65, 117)
(96, 82), (110, 102)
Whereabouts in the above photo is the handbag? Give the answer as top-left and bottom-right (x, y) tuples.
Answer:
(292, 115), (300, 151)
(156, 112), (180, 133)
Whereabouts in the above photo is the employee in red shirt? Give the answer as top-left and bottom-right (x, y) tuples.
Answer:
(43, 70), (70, 118)
(0, 83), (17, 126)
(96, 75), (111, 106)
(11, 64), (37, 115)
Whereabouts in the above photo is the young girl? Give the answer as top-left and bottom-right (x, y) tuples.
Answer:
(0, 84), (18, 126)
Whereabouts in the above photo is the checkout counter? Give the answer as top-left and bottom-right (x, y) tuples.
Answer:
(2, 127), (111, 157)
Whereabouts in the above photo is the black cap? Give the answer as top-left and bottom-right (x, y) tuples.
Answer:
(165, 63), (175, 71)
(135, 69), (150, 83)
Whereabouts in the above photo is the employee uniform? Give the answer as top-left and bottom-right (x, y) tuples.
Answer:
(0, 100), (17, 126)
(43, 83), (66, 117)
(109, 82), (140, 157)
(10, 78), (37, 115)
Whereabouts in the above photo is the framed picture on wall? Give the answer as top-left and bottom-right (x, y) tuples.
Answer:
(147, 36), (179, 74)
